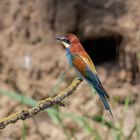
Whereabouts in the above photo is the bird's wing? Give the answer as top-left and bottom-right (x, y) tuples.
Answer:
(79, 52), (97, 74)
(71, 53), (100, 84)
(71, 53), (112, 116)
(71, 53), (110, 98)
(71, 54), (109, 93)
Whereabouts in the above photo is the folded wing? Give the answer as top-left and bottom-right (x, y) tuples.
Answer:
(71, 53), (113, 116)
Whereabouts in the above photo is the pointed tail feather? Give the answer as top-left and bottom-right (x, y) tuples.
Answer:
(84, 69), (113, 116)
(94, 85), (113, 117)
(99, 84), (110, 99)
(98, 93), (113, 117)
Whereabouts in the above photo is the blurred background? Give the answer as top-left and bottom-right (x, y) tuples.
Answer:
(0, 0), (140, 139)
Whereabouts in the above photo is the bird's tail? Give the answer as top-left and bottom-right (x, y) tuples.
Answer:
(94, 85), (113, 117)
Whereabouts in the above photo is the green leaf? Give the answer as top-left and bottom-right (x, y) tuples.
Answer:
(21, 122), (26, 140)
(92, 115), (119, 130)
(124, 96), (130, 109)
(47, 108), (62, 124)
(0, 88), (36, 106)
(79, 117), (93, 134)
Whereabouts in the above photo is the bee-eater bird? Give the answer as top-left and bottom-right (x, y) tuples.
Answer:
(56, 34), (113, 117)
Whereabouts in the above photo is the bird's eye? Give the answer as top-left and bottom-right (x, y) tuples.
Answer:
(63, 39), (70, 44)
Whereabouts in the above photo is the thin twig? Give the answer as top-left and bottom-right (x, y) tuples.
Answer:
(0, 77), (82, 129)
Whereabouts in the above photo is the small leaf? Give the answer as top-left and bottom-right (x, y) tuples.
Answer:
(21, 122), (26, 140)
(92, 115), (119, 130)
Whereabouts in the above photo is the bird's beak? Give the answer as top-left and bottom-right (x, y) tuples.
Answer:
(55, 36), (70, 48)
(55, 36), (65, 41)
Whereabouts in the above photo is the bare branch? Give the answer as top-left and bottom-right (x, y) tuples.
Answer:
(0, 77), (82, 129)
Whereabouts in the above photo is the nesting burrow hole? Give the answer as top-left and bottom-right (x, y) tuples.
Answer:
(81, 34), (123, 65)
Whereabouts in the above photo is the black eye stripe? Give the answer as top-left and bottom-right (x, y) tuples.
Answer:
(63, 39), (70, 44)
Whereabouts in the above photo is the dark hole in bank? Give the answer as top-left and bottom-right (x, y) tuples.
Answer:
(81, 35), (122, 65)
